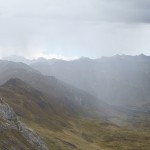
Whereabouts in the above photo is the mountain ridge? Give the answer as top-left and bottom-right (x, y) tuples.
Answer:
(30, 54), (150, 106)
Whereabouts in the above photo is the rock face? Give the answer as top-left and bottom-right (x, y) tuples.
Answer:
(0, 97), (16, 121)
(0, 97), (48, 150)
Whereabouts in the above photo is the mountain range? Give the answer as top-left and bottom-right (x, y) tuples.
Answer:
(30, 54), (150, 107)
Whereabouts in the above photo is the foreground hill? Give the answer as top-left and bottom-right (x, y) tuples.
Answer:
(1, 78), (107, 127)
(0, 96), (48, 150)
(31, 54), (150, 107)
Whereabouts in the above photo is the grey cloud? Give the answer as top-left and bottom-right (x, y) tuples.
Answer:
(0, 0), (150, 59)
(1, 0), (150, 23)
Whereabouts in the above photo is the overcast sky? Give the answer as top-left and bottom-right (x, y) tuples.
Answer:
(0, 0), (150, 59)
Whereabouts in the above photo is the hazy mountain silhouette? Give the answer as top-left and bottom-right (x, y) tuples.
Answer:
(31, 54), (150, 107)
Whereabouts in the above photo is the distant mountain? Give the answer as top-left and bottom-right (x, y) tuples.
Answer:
(2, 55), (62, 65)
(0, 60), (110, 118)
(2, 55), (31, 64)
(30, 54), (150, 107)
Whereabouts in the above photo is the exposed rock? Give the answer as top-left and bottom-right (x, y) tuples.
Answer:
(18, 121), (48, 150)
(0, 97), (16, 121)
(0, 97), (49, 150)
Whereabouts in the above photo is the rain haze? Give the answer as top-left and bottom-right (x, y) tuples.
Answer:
(1, 1), (150, 149)
(0, 0), (150, 59)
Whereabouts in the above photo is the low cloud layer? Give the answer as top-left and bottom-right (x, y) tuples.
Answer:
(0, 0), (150, 59)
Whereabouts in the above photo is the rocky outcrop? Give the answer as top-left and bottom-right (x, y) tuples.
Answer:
(0, 97), (48, 150)
(0, 97), (16, 121)
(18, 121), (48, 150)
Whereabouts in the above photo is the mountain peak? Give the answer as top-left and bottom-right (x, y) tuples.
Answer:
(76, 57), (92, 62)
(3, 78), (27, 88)
(2, 55), (31, 64)
(138, 53), (148, 58)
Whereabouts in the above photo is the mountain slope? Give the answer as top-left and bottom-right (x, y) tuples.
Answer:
(0, 78), (109, 150)
(0, 60), (110, 118)
(1, 78), (106, 128)
(0, 78), (150, 150)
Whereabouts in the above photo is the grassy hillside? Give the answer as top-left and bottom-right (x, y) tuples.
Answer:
(0, 78), (150, 150)
(24, 118), (150, 150)
(0, 129), (36, 150)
